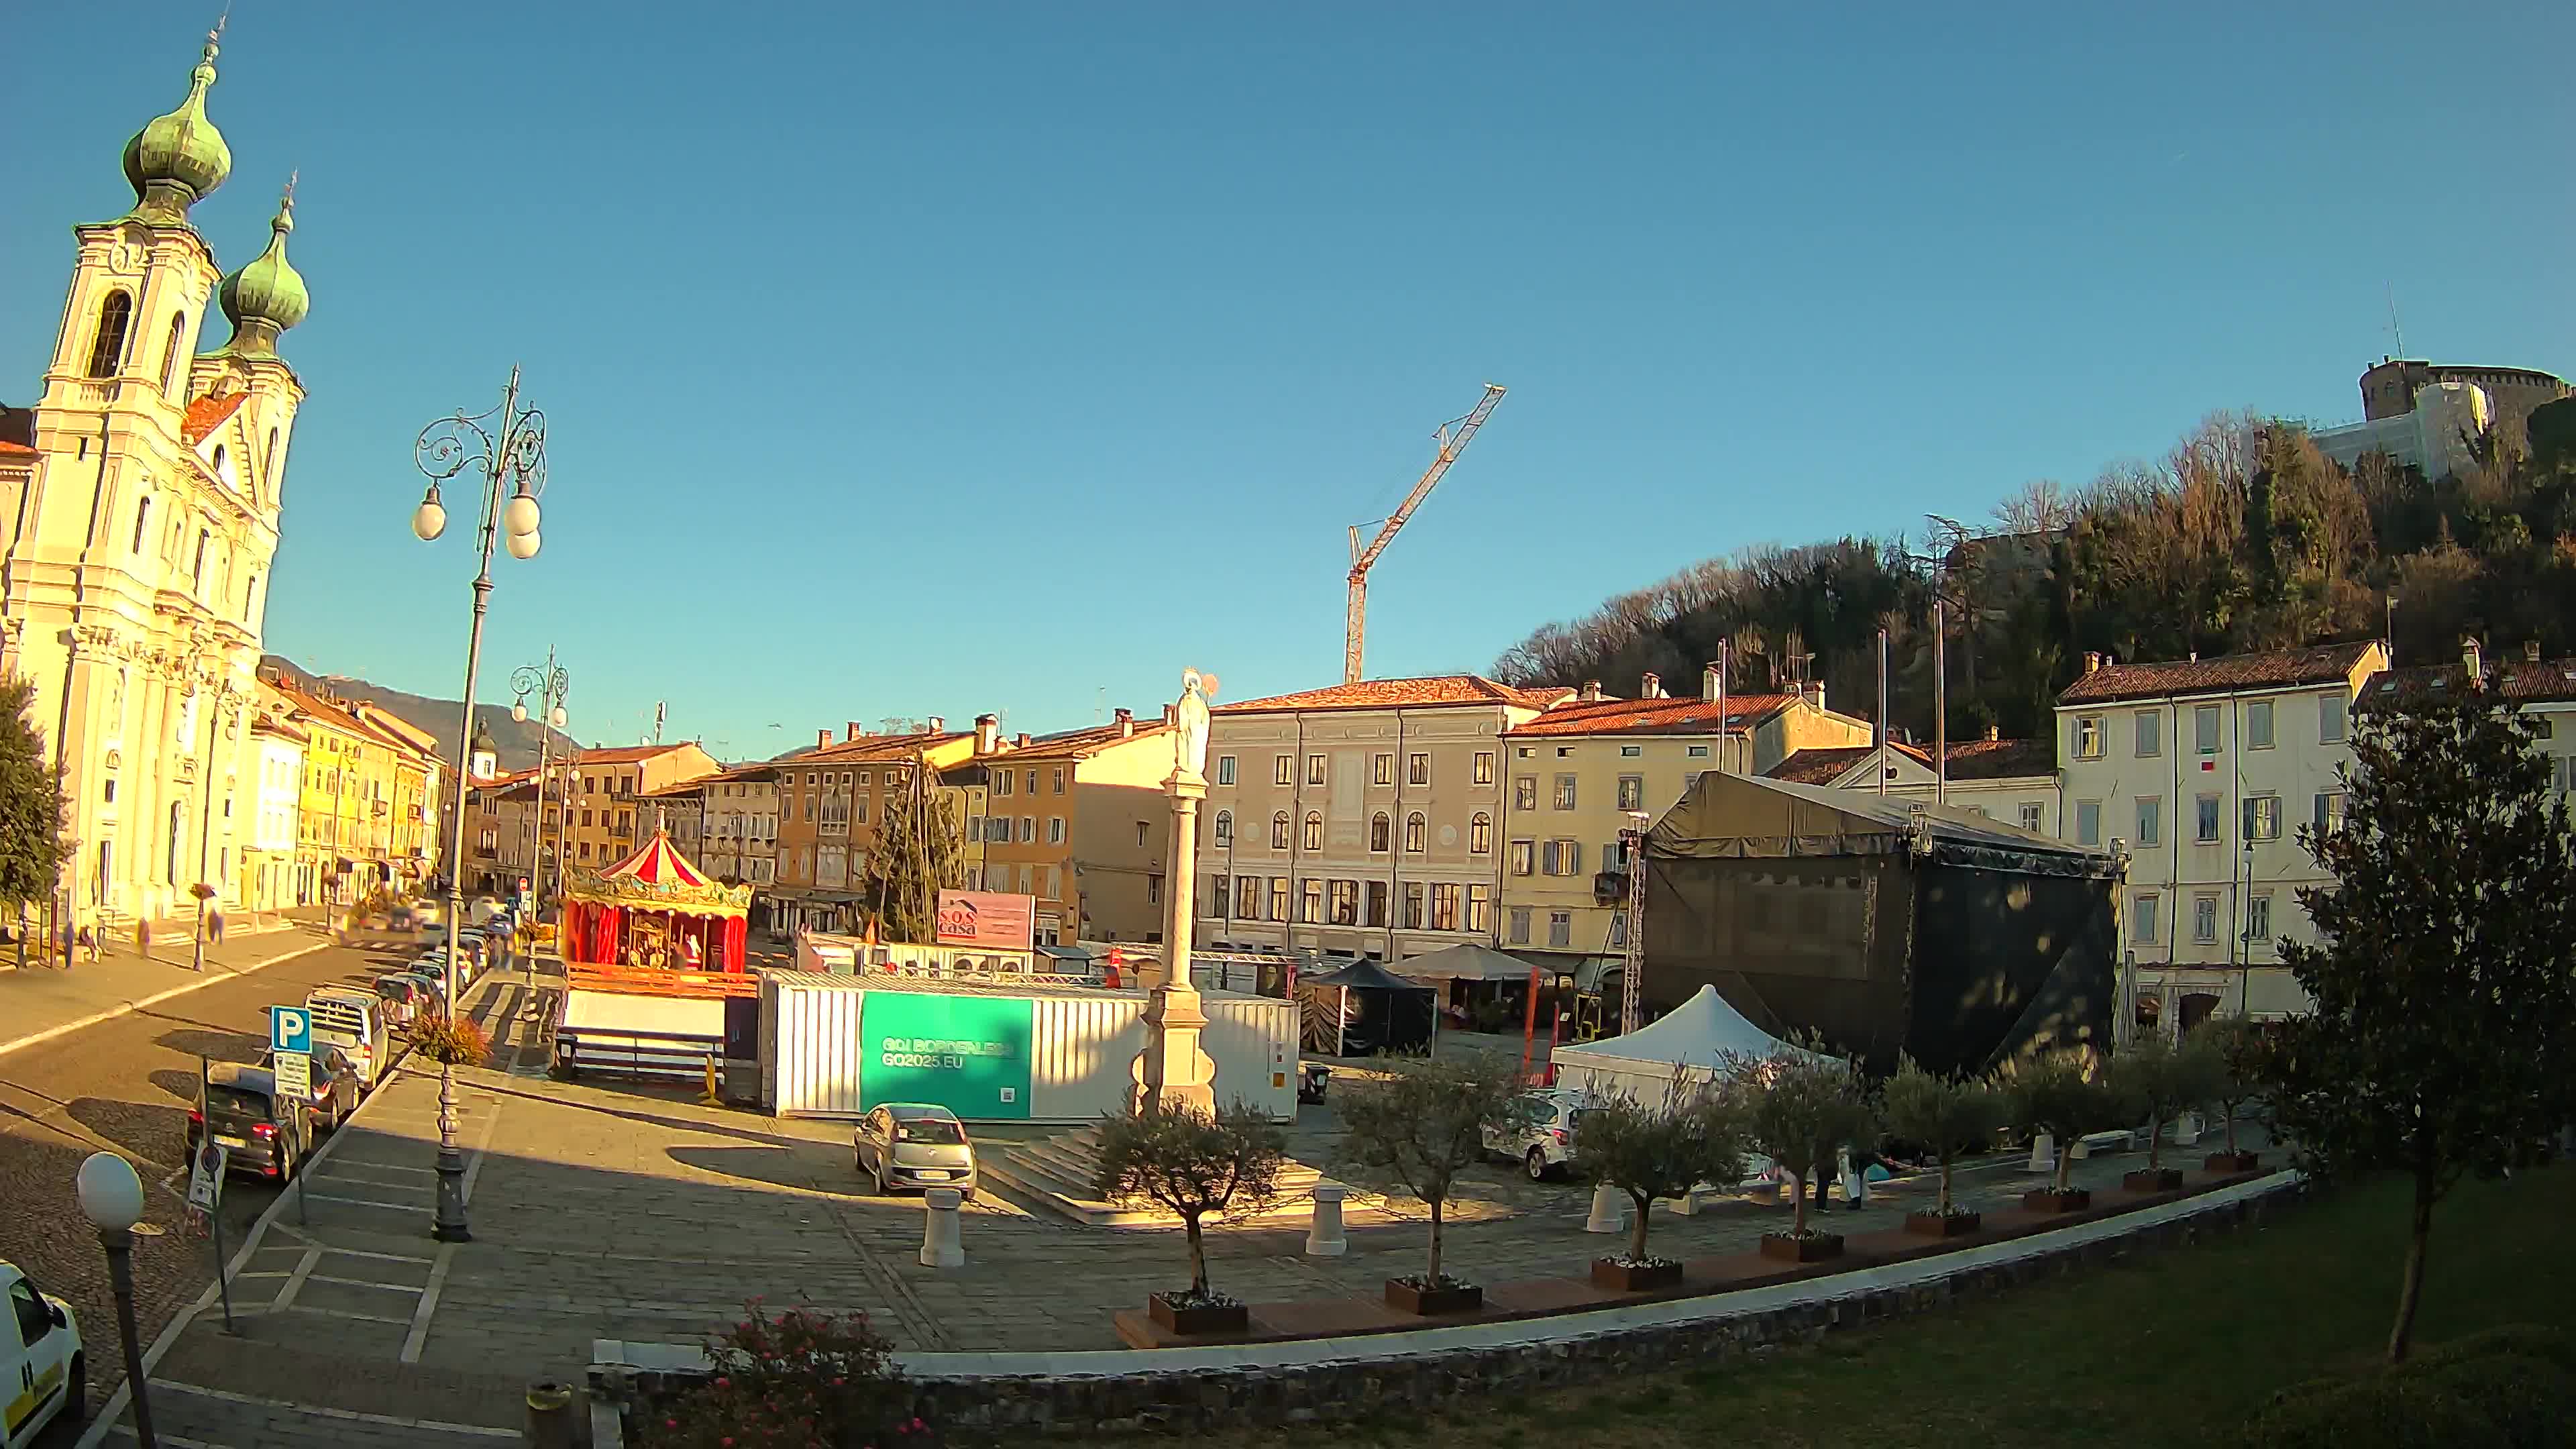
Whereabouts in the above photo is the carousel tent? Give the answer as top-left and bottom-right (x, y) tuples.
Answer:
(1550, 984), (1821, 1102)
(562, 824), (755, 973)
(1298, 959), (1437, 1057)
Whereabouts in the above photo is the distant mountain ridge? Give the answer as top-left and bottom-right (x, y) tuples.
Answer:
(260, 655), (576, 773)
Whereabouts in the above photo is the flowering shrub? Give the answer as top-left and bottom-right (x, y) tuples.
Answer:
(637, 1301), (928, 1449)
(406, 1013), (488, 1068)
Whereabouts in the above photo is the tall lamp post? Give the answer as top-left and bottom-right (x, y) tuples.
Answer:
(76, 1151), (156, 1449)
(511, 652), (570, 914)
(411, 367), (548, 1244)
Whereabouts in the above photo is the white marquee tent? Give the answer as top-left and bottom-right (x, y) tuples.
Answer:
(1550, 984), (1824, 1103)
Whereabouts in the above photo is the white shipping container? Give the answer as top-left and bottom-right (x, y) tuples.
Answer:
(760, 972), (1297, 1122)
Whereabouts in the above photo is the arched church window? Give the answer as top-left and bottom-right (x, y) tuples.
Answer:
(245, 572), (260, 621)
(193, 529), (209, 588)
(160, 312), (187, 396)
(87, 291), (134, 378)
(130, 496), (152, 555)
(211, 445), (227, 482)
(263, 428), (279, 496)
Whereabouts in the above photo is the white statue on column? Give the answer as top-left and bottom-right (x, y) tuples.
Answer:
(1132, 667), (1218, 1114)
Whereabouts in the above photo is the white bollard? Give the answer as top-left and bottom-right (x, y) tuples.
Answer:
(1305, 1183), (1348, 1256)
(2027, 1132), (2057, 1175)
(1838, 1147), (1866, 1207)
(2174, 1112), (2202, 1147)
(1585, 1182), (1625, 1234)
(919, 1188), (965, 1269)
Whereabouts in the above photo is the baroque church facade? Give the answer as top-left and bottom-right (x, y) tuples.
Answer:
(0, 30), (311, 924)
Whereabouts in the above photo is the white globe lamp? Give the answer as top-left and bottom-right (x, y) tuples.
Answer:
(506, 530), (541, 560)
(502, 492), (541, 538)
(77, 1150), (144, 1232)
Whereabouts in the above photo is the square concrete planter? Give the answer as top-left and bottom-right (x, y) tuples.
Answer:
(1384, 1278), (1483, 1316)
(1591, 1257), (1684, 1292)
(2204, 1150), (2262, 1173)
(1905, 1210), (1983, 1238)
(2123, 1167), (2185, 1193)
(1148, 1293), (1248, 1336)
(2023, 1187), (2092, 1214)
(1758, 1232), (1845, 1264)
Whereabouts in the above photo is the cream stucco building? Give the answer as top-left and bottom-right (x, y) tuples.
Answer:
(2055, 641), (2387, 1026)
(0, 34), (311, 924)
(1201, 676), (1569, 963)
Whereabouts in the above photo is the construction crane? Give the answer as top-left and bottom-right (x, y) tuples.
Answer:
(1343, 383), (1507, 684)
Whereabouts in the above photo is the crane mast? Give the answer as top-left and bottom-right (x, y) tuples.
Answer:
(1344, 383), (1507, 684)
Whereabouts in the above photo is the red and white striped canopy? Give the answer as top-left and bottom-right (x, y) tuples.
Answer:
(596, 828), (712, 888)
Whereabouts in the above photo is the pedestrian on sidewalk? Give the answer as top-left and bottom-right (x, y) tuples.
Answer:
(136, 917), (151, 958)
(78, 922), (99, 963)
(209, 908), (227, 946)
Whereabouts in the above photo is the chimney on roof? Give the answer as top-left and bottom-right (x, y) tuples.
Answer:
(1015, 732), (1031, 749)
(846, 721), (863, 742)
(816, 729), (831, 749)
(928, 716), (945, 734)
(2083, 651), (2102, 675)
(1580, 679), (1604, 702)
(1640, 672), (1662, 699)
(1803, 682), (1825, 712)
(1163, 703), (1178, 727)
(2463, 635), (2483, 683)
(1986, 724), (2000, 742)
(974, 714), (999, 755)
(1115, 706), (1134, 738)
(1701, 663), (1722, 702)
(2526, 639), (2542, 664)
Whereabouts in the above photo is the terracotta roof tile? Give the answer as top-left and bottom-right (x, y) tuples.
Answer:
(1507, 693), (1801, 739)
(1217, 676), (1571, 715)
(1936, 737), (2057, 780)
(568, 742), (703, 765)
(0, 440), (38, 460)
(1763, 746), (1884, 785)
(2056, 643), (2379, 706)
(782, 732), (966, 766)
(2361, 656), (2576, 709)
(181, 392), (246, 446)
(988, 721), (1174, 763)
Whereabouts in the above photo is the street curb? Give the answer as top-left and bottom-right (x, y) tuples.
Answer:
(69, 969), (495, 1449)
(0, 938), (333, 1063)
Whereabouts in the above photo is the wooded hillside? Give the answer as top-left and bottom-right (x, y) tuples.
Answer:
(1492, 400), (2576, 744)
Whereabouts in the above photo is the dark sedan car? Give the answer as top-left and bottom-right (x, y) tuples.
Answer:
(184, 1063), (315, 1181)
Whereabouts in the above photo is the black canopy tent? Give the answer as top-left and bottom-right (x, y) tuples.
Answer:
(1298, 959), (1438, 1056)
(1643, 772), (2118, 1076)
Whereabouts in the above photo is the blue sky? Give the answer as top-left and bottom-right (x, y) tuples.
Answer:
(6, 3), (2570, 759)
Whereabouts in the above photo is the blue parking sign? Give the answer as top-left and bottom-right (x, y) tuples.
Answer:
(270, 1005), (312, 1056)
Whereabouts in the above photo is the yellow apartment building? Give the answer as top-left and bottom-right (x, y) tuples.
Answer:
(952, 708), (1176, 946)
(1202, 676), (1569, 963)
(770, 724), (979, 937)
(269, 679), (439, 904)
(1496, 667), (1874, 978)
(559, 741), (720, 873)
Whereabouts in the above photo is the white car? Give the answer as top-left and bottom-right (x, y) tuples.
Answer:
(1483, 1088), (1597, 1182)
(3, 1258), (83, 1447)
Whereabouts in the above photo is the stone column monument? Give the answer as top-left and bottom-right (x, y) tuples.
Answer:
(1132, 669), (1218, 1115)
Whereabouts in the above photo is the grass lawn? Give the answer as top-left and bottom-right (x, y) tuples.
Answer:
(1083, 1165), (2576, 1448)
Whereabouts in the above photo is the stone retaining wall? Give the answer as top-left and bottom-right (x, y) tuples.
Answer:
(595, 1174), (2305, 1440)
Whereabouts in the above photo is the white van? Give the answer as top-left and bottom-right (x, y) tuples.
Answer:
(306, 987), (391, 1091)
(3, 1258), (84, 1446)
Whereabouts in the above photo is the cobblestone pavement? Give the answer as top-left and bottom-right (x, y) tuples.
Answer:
(87, 965), (2265, 1445)
(0, 930), (443, 1432)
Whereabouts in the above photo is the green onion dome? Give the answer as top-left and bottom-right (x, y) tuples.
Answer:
(216, 187), (309, 358)
(121, 34), (231, 225)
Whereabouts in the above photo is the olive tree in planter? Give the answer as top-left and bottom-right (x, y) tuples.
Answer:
(1729, 1044), (1874, 1263)
(1880, 1056), (2005, 1237)
(1331, 1053), (1534, 1315)
(2196, 1016), (2267, 1173)
(2106, 1031), (2219, 1193)
(1092, 1099), (1288, 1336)
(1572, 1067), (1753, 1290)
(2004, 1051), (2125, 1212)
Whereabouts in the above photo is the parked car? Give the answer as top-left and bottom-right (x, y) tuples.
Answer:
(2, 1258), (84, 1446)
(258, 1045), (362, 1132)
(185, 1063), (315, 1181)
(853, 1104), (978, 1198)
(1483, 1087), (1596, 1181)
(373, 973), (431, 1026)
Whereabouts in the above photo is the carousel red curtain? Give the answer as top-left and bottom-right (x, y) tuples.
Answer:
(721, 915), (747, 973)
(563, 902), (591, 964)
(594, 906), (623, 964)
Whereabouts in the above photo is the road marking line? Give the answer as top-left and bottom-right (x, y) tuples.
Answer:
(304, 1192), (421, 1212)
(317, 1164), (433, 1187)
(272, 1247), (324, 1311)
(320, 1244), (435, 1265)
(0, 939), (331, 1061)
(278, 1303), (414, 1326)
(400, 1242), (456, 1363)
(156, 1381), (519, 1437)
(309, 1273), (425, 1293)
(325, 1160), (438, 1175)
(105, 1428), (232, 1448)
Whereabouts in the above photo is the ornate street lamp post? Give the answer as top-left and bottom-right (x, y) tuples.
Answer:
(76, 1151), (156, 1448)
(411, 367), (547, 1243)
(511, 651), (570, 916)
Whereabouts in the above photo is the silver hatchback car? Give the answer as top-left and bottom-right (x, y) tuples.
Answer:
(853, 1104), (978, 1199)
